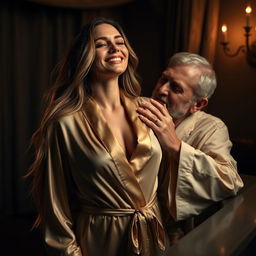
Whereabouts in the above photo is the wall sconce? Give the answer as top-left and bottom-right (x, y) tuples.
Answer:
(220, 4), (256, 67)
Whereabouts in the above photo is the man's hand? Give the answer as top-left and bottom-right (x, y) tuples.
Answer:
(137, 98), (181, 158)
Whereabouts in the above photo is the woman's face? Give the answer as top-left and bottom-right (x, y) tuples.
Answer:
(91, 23), (129, 79)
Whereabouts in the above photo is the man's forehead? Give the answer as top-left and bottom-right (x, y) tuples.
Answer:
(162, 68), (173, 76)
(163, 65), (201, 78)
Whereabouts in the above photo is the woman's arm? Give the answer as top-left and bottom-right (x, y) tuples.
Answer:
(43, 122), (82, 256)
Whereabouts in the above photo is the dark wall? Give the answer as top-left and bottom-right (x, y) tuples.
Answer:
(208, 0), (256, 142)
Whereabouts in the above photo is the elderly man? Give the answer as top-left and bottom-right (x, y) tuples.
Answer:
(137, 52), (243, 240)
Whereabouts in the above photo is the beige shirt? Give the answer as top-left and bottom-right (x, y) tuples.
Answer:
(159, 111), (244, 222)
(42, 92), (170, 256)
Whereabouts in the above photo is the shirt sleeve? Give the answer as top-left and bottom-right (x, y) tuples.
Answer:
(43, 121), (82, 256)
(174, 123), (244, 221)
(158, 120), (244, 222)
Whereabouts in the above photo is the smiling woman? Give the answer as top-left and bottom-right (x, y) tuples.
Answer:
(26, 17), (174, 256)
(90, 24), (129, 79)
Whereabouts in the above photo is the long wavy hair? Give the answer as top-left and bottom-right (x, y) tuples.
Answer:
(27, 17), (140, 227)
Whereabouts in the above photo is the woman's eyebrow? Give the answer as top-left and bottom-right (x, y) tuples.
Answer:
(94, 35), (123, 42)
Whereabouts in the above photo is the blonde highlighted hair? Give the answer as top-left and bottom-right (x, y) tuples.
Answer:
(27, 17), (141, 227)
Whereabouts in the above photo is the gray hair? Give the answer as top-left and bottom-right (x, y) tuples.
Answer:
(168, 52), (217, 99)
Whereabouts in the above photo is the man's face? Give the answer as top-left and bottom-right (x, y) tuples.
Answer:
(152, 65), (201, 122)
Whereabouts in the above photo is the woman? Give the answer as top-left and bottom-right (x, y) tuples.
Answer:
(28, 17), (169, 256)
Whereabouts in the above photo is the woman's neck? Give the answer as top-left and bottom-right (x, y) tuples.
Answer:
(91, 77), (121, 110)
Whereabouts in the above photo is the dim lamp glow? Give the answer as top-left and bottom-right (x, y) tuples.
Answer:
(220, 3), (256, 66)
(245, 6), (252, 14)
(245, 5), (252, 26)
(221, 25), (227, 33)
(221, 24), (228, 42)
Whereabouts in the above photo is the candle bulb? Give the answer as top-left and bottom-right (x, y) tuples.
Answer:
(245, 5), (252, 27)
(221, 24), (228, 42)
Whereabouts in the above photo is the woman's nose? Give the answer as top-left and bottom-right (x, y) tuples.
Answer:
(108, 43), (119, 53)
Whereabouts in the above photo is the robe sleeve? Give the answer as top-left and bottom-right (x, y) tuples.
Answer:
(158, 119), (244, 222)
(43, 121), (82, 256)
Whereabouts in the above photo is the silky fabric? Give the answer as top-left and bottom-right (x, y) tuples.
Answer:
(43, 91), (169, 256)
(158, 111), (244, 223)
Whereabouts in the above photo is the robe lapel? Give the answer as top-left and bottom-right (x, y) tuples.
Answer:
(82, 92), (152, 208)
(120, 92), (152, 174)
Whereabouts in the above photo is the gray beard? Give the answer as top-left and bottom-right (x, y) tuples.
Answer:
(166, 102), (191, 121)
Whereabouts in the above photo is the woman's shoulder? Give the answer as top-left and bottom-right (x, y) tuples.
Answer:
(122, 93), (151, 106)
(57, 111), (78, 123)
(51, 111), (84, 131)
(136, 96), (151, 104)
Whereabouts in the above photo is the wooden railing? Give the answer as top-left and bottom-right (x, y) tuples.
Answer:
(167, 174), (256, 256)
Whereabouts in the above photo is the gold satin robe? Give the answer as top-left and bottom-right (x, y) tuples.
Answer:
(43, 92), (169, 256)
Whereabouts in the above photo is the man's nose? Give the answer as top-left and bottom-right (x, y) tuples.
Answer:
(152, 83), (168, 99)
(158, 83), (169, 95)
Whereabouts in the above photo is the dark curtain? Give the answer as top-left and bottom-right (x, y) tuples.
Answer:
(163, 0), (220, 64)
(164, 0), (192, 63)
(187, 0), (220, 63)
(1, 1), (82, 217)
(25, 0), (135, 8)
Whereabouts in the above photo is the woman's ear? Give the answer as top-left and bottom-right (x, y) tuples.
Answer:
(190, 98), (208, 113)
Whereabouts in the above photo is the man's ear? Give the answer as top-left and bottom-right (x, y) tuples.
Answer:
(190, 98), (208, 113)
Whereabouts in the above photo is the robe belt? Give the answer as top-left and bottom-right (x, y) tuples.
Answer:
(81, 194), (165, 255)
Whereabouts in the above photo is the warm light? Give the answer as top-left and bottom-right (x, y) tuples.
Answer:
(245, 6), (252, 14)
(220, 246), (226, 255)
(221, 24), (228, 42)
(221, 24), (227, 33)
(220, 3), (256, 66)
(245, 5), (252, 26)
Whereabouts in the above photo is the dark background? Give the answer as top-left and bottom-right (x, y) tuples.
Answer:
(1, 0), (256, 255)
